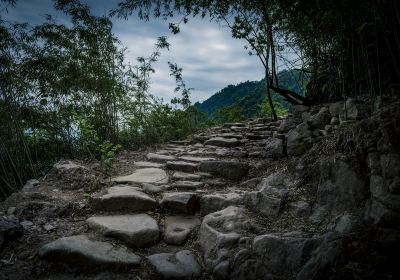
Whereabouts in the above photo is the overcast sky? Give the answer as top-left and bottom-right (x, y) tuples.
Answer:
(2, 0), (267, 103)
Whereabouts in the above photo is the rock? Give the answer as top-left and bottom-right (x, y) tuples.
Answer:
(92, 185), (157, 212)
(7, 207), (16, 215)
(134, 161), (165, 168)
(339, 98), (369, 121)
(205, 137), (240, 147)
(49, 160), (99, 190)
(389, 176), (400, 194)
(147, 153), (176, 162)
(380, 153), (400, 179)
(330, 116), (339, 125)
(141, 183), (166, 194)
(166, 161), (198, 173)
(364, 196), (400, 228)
(328, 102), (343, 117)
(301, 111), (312, 123)
(199, 161), (249, 180)
(161, 192), (198, 214)
(179, 156), (216, 162)
(311, 158), (368, 222)
(265, 137), (284, 158)
(278, 117), (297, 133)
(200, 193), (243, 215)
(0, 217), (24, 248)
(20, 220), (33, 229)
(112, 168), (168, 185)
(148, 250), (201, 280)
(163, 216), (200, 245)
(252, 232), (319, 277)
(22, 179), (39, 191)
(172, 172), (201, 181)
(288, 201), (311, 217)
(287, 123), (312, 156)
(307, 107), (331, 129)
(170, 181), (204, 190)
(200, 207), (254, 272)
(293, 105), (310, 119)
(39, 235), (141, 268)
(86, 214), (159, 247)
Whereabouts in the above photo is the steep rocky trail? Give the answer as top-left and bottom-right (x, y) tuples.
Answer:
(1, 97), (400, 279)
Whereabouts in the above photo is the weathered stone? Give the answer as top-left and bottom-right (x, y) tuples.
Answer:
(293, 105), (310, 119)
(200, 193), (243, 215)
(170, 180), (204, 190)
(147, 153), (175, 162)
(308, 107), (331, 129)
(339, 98), (369, 121)
(87, 214), (159, 248)
(148, 250), (201, 280)
(364, 196), (400, 228)
(265, 137), (284, 158)
(134, 161), (165, 168)
(252, 232), (319, 277)
(39, 235), (141, 268)
(380, 153), (400, 179)
(92, 185), (156, 212)
(112, 168), (168, 185)
(0, 217), (23, 248)
(200, 207), (254, 272)
(278, 117), (297, 133)
(328, 102), (343, 117)
(141, 183), (166, 194)
(389, 176), (400, 194)
(49, 160), (99, 190)
(288, 201), (311, 217)
(22, 179), (39, 191)
(179, 156), (216, 162)
(311, 158), (368, 222)
(199, 161), (249, 180)
(163, 216), (200, 245)
(166, 161), (198, 173)
(287, 123), (312, 156)
(205, 137), (240, 147)
(161, 192), (198, 214)
(172, 172), (201, 181)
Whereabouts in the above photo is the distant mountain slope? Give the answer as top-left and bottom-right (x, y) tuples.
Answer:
(194, 69), (308, 118)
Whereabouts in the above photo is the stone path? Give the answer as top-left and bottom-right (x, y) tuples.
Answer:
(35, 109), (359, 279)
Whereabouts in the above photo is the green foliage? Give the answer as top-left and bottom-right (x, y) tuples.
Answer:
(215, 105), (246, 124)
(259, 99), (287, 118)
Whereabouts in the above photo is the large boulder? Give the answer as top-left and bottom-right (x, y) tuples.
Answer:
(200, 192), (243, 215)
(200, 206), (256, 278)
(339, 98), (369, 121)
(163, 216), (200, 245)
(307, 107), (331, 129)
(265, 137), (285, 158)
(160, 192), (198, 214)
(199, 161), (249, 180)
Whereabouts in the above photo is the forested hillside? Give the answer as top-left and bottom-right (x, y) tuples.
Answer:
(194, 69), (308, 119)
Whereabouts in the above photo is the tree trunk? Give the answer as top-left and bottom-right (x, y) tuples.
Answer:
(266, 72), (277, 120)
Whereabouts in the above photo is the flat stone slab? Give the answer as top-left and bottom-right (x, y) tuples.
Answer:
(161, 192), (198, 214)
(141, 183), (167, 194)
(148, 250), (201, 280)
(112, 168), (168, 185)
(164, 216), (200, 245)
(199, 161), (249, 180)
(92, 185), (157, 212)
(87, 214), (159, 248)
(166, 161), (198, 173)
(200, 192), (243, 215)
(205, 137), (240, 147)
(134, 161), (165, 168)
(172, 172), (202, 181)
(170, 180), (205, 190)
(179, 156), (216, 162)
(147, 153), (175, 162)
(39, 235), (141, 269)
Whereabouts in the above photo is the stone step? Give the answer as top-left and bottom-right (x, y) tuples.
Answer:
(172, 171), (202, 181)
(199, 161), (249, 180)
(39, 235), (141, 269)
(112, 168), (168, 185)
(169, 180), (205, 190)
(163, 216), (200, 245)
(160, 192), (198, 214)
(166, 161), (198, 173)
(204, 137), (240, 147)
(178, 156), (216, 162)
(148, 250), (201, 280)
(134, 161), (165, 168)
(87, 214), (159, 248)
(92, 185), (157, 212)
(146, 153), (176, 162)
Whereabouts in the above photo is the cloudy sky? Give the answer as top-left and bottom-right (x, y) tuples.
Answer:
(2, 0), (268, 103)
